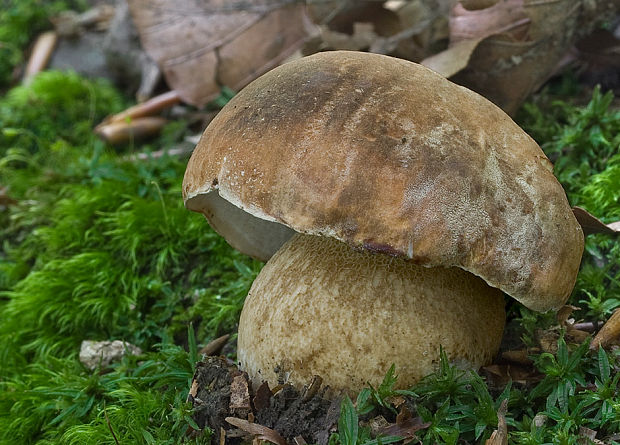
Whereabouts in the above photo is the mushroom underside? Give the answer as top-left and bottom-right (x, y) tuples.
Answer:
(237, 233), (506, 394)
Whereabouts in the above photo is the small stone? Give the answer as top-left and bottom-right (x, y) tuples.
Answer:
(79, 340), (142, 370)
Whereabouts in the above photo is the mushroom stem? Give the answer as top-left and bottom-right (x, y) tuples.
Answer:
(237, 233), (506, 393)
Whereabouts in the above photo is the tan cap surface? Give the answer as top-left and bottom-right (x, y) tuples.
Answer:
(183, 50), (584, 312)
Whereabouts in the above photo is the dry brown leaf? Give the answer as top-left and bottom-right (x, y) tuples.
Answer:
(451, 0), (529, 42)
(485, 399), (508, 445)
(482, 363), (542, 386)
(378, 407), (430, 444)
(590, 309), (620, 350)
(572, 207), (620, 235)
(421, 38), (482, 77)
(230, 374), (252, 411)
(225, 417), (288, 445)
(128, 0), (316, 107)
(441, 0), (619, 115)
(253, 381), (272, 412)
(101, 91), (181, 126)
(501, 349), (532, 366)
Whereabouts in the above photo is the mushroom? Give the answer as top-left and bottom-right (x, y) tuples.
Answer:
(182, 51), (584, 393)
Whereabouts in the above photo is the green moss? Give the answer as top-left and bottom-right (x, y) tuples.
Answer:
(0, 0), (87, 88)
(0, 71), (257, 442)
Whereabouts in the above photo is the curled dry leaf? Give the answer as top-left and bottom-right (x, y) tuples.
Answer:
(128, 0), (317, 107)
(572, 207), (620, 235)
(423, 0), (620, 114)
(485, 399), (508, 445)
(590, 309), (620, 350)
(379, 406), (430, 444)
(225, 417), (288, 445)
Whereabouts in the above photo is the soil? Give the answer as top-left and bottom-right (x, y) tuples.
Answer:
(190, 357), (340, 444)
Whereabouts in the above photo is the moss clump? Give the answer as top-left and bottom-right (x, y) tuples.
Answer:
(0, 1), (87, 88)
(0, 71), (259, 443)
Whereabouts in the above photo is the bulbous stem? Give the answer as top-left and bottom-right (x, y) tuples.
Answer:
(238, 233), (505, 393)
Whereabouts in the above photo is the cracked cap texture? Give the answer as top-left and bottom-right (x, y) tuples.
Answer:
(183, 50), (584, 312)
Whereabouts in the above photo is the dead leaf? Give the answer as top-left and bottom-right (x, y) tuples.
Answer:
(368, 415), (390, 437)
(128, 0), (317, 107)
(572, 207), (620, 235)
(482, 363), (542, 387)
(485, 399), (508, 445)
(451, 0), (529, 43)
(421, 38), (482, 77)
(253, 381), (272, 412)
(301, 375), (322, 402)
(444, 0), (619, 115)
(101, 90), (181, 126)
(225, 417), (288, 445)
(293, 436), (307, 445)
(230, 374), (251, 411)
(590, 309), (620, 350)
(501, 349), (532, 366)
(378, 408), (430, 444)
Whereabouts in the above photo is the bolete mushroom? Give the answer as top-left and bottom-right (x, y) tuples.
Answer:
(182, 51), (584, 393)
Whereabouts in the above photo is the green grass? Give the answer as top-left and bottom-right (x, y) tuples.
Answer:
(0, 63), (619, 444)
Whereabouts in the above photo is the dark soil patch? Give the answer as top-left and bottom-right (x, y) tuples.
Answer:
(190, 358), (340, 444)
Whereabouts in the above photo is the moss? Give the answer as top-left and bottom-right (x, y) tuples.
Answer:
(0, 0), (87, 88)
(0, 71), (258, 443)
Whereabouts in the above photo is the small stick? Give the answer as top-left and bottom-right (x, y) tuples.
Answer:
(104, 404), (120, 445)
(200, 334), (230, 356)
(101, 90), (182, 125)
(95, 117), (168, 144)
(572, 321), (603, 333)
(23, 31), (58, 83)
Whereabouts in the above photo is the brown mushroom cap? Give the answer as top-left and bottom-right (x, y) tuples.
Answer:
(183, 50), (584, 312)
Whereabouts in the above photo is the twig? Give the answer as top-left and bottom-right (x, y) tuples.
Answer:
(572, 321), (603, 332)
(23, 31), (58, 84)
(100, 90), (182, 126)
(95, 117), (168, 144)
(104, 404), (120, 445)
